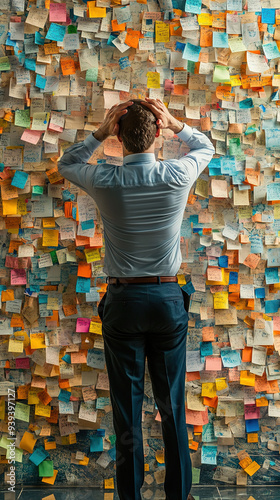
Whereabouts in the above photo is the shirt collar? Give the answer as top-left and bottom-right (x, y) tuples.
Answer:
(123, 153), (156, 165)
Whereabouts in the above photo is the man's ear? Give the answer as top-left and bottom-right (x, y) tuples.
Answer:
(155, 128), (160, 138)
(117, 134), (122, 143)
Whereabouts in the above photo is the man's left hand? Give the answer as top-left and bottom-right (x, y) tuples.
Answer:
(93, 101), (134, 142)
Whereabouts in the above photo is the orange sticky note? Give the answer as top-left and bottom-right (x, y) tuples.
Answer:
(19, 431), (37, 453)
(61, 58), (76, 76)
(41, 469), (58, 485)
(77, 262), (92, 278)
(1, 289), (15, 302)
(244, 461), (261, 476)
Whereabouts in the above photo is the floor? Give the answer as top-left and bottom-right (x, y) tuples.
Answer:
(0, 486), (279, 500)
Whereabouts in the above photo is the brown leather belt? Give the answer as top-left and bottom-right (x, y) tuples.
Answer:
(107, 276), (178, 284)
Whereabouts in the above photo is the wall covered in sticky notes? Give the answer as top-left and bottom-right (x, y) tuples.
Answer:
(1, 0), (280, 489)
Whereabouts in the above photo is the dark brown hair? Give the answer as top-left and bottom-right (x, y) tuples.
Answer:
(118, 99), (157, 154)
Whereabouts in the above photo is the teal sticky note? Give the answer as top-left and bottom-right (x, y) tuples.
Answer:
(182, 42), (201, 62)
(90, 435), (103, 452)
(46, 23), (66, 42)
(11, 171), (28, 189)
(29, 447), (48, 466)
(32, 186), (44, 195)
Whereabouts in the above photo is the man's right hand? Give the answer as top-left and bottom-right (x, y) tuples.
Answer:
(140, 97), (184, 134)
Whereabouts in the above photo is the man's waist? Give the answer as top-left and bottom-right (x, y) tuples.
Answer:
(106, 276), (178, 284)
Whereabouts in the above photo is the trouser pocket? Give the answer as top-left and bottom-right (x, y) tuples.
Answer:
(97, 291), (107, 321)
(180, 287), (190, 313)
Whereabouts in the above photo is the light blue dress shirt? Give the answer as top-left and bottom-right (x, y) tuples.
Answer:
(58, 124), (215, 277)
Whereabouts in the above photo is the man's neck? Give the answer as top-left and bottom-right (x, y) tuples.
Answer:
(123, 146), (155, 157)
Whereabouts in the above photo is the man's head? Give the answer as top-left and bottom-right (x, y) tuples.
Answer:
(117, 99), (160, 154)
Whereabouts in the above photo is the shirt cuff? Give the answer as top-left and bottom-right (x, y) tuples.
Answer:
(176, 123), (193, 142)
(83, 131), (102, 151)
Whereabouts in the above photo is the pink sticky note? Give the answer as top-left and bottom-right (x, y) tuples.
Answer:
(11, 269), (27, 285)
(244, 404), (260, 420)
(76, 318), (91, 333)
(205, 356), (222, 371)
(274, 316), (280, 331)
(21, 129), (42, 145)
(49, 3), (67, 22)
(16, 358), (30, 369)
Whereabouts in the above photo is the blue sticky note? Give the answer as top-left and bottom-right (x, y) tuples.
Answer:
(245, 419), (259, 433)
(108, 446), (116, 460)
(11, 171), (28, 189)
(255, 288), (265, 299)
(29, 447), (49, 466)
(221, 348), (241, 368)
(200, 341), (213, 357)
(265, 300), (280, 314)
(46, 23), (66, 42)
(90, 435), (103, 452)
(176, 41), (185, 52)
(212, 32), (228, 48)
(35, 74), (46, 89)
(261, 8), (275, 24)
(76, 276), (91, 293)
(182, 42), (201, 62)
(58, 389), (71, 402)
(0, 163), (4, 172)
(218, 256), (228, 268)
(229, 272), (238, 284)
(263, 42), (280, 60)
(267, 183), (280, 201)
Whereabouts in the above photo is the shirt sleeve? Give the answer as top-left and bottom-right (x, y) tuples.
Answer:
(171, 123), (215, 185)
(57, 132), (102, 192)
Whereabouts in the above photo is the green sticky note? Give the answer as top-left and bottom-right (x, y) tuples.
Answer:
(15, 402), (30, 422)
(213, 65), (230, 83)
(229, 137), (241, 156)
(14, 109), (31, 128)
(32, 186), (44, 195)
(0, 56), (11, 71)
(86, 68), (98, 82)
(68, 25), (77, 33)
(187, 60), (195, 74)
(192, 467), (200, 484)
(38, 460), (54, 477)
(50, 250), (58, 265)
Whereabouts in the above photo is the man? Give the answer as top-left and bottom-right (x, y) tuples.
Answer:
(58, 98), (215, 500)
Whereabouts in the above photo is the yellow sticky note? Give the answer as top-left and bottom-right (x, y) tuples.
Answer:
(230, 75), (242, 87)
(215, 378), (228, 391)
(240, 370), (255, 387)
(84, 248), (100, 263)
(0, 399), (5, 421)
(178, 275), (186, 285)
(147, 71), (160, 89)
(213, 291), (228, 310)
(104, 478), (115, 489)
(42, 229), (59, 247)
(244, 461), (261, 476)
(197, 13), (212, 25)
(274, 205), (280, 219)
(8, 338), (24, 353)
(155, 21), (169, 43)
(42, 218), (56, 228)
(28, 389), (41, 405)
(201, 382), (216, 398)
(88, 1), (106, 17)
(19, 431), (37, 453)
(30, 333), (46, 349)
(2, 199), (18, 215)
(156, 449), (165, 463)
(79, 455), (89, 465)
(35, 403), (51, 418)
(89, 321), (102, 334)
